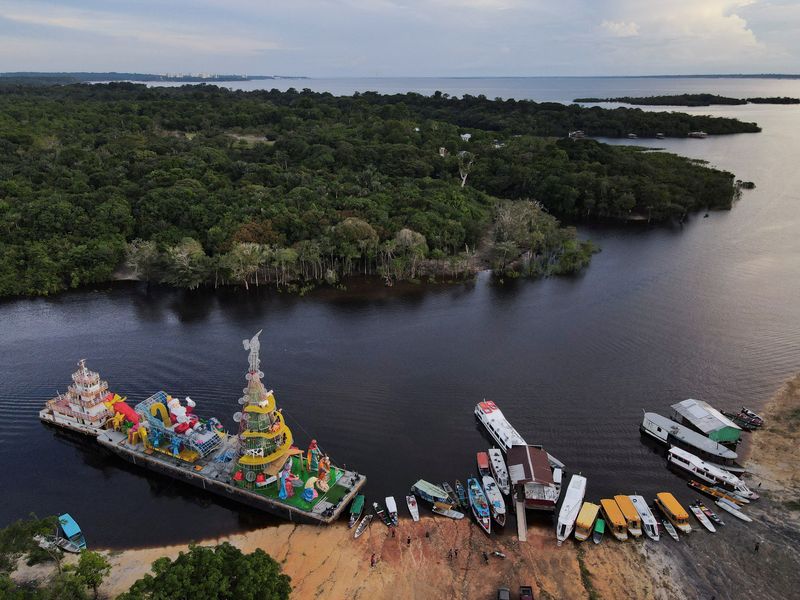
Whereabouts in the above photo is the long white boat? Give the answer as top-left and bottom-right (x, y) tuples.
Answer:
(715, 499), (753, 523)
(629, 495), (659, 541)
(488, 448), (511, 495)
(690, 503), (716, 532)
(556, 474), (587, 545)
(482, 475), (507, 526)
(474, 400), (564, 469)
(667, 447), (758, 500)
(641, 412), (743, 473)
(385, 496), (399, 526)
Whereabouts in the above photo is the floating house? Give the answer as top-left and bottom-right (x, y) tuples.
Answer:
(670, 399), (742, 444)
(507, 445), (561, 512)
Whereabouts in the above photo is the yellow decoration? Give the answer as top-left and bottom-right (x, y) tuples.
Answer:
(149, 402), (171, 427)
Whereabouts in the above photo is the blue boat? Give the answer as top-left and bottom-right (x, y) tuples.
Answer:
(57, 513), (86, 551)
(466, 477), (492, 535)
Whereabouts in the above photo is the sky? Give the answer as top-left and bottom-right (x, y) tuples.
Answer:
(0, 0), (798, 77)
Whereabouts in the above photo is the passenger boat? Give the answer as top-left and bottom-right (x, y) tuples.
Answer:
(354, 513), (373, 538)
(432, 502), (465, 519)
(348, 495), (365, 528)
(690, 503), (716, 532)
(488, 448), (511, 495)
(654, 492), (692, 533)
(373, 502), (391, 527)
(477, 452), (491, 477)
(697, 500), (724, 526)
(667, 448), (758, 500)
(385, 496), (399, 526)
(467, 476), (492, 534)
(482, 475), (506, 527)
(715, 499), (753, 522)
(592, 518), (605, 544)
(454, 480), (468, 509)
(412, 480), (451, 504)
(687, 479), (744, 506)
(629, 495), (659, 541)
(57, 514), (86, 551)
(614, 495), (643, 538)
(441, 482), (460, 507)
(574, 502), (600, 542)
(599, 499), (628, 541)
(406, 495), (420, 522)
(474, 400), (564, 468)
(640, 412), (743, 472)
(556, 475), (587, 545)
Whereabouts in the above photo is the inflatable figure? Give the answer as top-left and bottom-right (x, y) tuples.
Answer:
(167, 396), (200, 434)
(303, 477), (319, 502)
(318, 454), (331, 483)
(306, 440), (321, 472)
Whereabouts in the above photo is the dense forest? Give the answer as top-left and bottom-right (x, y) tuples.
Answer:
(574, 93), (800, 106)
(0, 83), (749, 297)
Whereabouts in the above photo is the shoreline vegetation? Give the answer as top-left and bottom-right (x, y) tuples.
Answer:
(6, 373), (799, 599)
(575, 93), (800, 106)
(0, 84), (751, 298)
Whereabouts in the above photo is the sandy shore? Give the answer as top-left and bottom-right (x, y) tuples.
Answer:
(13, 374), (800, 599)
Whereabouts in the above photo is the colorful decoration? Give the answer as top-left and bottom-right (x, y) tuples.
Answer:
(303, 477), (319, 501)
(307, 440), (320, 472)
(167, 396), (199, 434)
(318, 454), (331, 483)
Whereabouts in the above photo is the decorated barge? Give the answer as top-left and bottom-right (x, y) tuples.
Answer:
(40, 331), (366, 525)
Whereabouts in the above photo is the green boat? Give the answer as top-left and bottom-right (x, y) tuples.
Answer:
(348, 495), (365, 528)
(592, 518), (605, 544)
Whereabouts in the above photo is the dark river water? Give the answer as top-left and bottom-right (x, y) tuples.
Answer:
(1, 78), (799, 548)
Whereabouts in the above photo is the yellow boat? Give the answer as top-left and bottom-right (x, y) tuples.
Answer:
(600, 499), (628, 541)
(574, 502), (600, 542)
(655, 492), (692, 533)
(614, 495), (642, 538)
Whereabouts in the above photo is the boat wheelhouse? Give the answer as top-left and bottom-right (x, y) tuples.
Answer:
(600, 499), (628, 541)
(556, 474), (586, 545)
(670, 399), (742, 445)
(655, 492), (691, 533)
(506, 445), (561, 512)
(629, 495), (659, 541)
(574, 502), (600, 542)
(613, 495), (642, 538)
(39, 360), (113, 435)
(412, 480), (451, 504)
(641, 412), (742, 472)
(667, 447), (758, 500)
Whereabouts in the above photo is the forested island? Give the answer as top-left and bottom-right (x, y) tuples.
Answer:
(0, 84), (753, 297)
(0, 72), (298, 85)
(574, 93), (800, 106)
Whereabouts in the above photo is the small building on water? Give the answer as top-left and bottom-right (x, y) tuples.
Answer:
(670, 398), (742, 445)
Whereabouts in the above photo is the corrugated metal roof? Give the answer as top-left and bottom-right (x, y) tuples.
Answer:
(670, 399), (741, 435)
(644, 413), (737, 459)
(507, 445), (553, 485)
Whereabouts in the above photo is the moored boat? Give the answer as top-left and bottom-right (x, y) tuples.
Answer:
(667, 447), (758, 500)
(432, 501), (465, 519)
(385, 496), (399, 526)
(454, 480), (468, 509)
(687, 479), (744, 506)
(406, 495), (420, 522)
(690, 502), (716, 532)
(660, 517), (680, 541)
(482, 475), (507, 526)
(600, 498), (628, 541)
(697, 500), (724, 526)
(373, 502), (391, 527)
(467, 476), (492, 534)
(712, 485), (751, 503)
(574, 502), (600, 542)
(57, 514), (86, 551)
(348, 495), (365, 528)
(441, 482), (460, 507)
(412, 480), (451, 505)
(614, 495), (643, 538)
(556, 475), (587, 545)
(354, 513), (373, 538)
(592, 518), (605, 544)
(654, 492), (692, 534)
(715, 499), (753, 522)
(629, 495), (659, 541)
(488, 448), (511, 495)
(477, 452), (491, 477)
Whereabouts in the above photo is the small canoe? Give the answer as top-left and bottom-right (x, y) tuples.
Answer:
(715, 499), (753, 522)
(712, 486), (752, 503)
(373, 502), (391, 527)
(477, 452), (491, 477)
(385, 496), (399, 527)
(488, 448), (511, 496)
(441, 482), (460, 507)
(454, 480), (468, 509)
(55, 537), (81, 553)
(697, 501), (724, 526)
(432, 501), (465, 519)
(354, 513), (373, 538)
(690, 503), (716, 532)
(687, 480), (744, 506)
(406, 495), (420, 522)
(592, 518), (605, 544)
(348, 495), (365, 528)
(661, 518), (680, 542)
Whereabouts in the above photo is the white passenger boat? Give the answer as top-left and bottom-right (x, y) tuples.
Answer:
(629, 495), (659, 541)
(556, 475), (587, 546)
(488, 448), (511, 495)
(667, 447), (758, 500)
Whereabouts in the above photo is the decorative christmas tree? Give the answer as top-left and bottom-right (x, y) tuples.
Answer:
(233, 330), (294, 487)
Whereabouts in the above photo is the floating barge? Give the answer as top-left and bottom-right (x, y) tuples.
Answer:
(40, 331), (366, 525)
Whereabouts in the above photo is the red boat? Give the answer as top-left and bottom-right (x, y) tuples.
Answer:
(477, 452), (490, 477)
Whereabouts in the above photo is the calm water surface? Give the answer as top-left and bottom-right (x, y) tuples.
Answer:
(1, 78), (799, 548)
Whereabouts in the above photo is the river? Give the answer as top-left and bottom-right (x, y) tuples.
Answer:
(1, 78), (799, 548)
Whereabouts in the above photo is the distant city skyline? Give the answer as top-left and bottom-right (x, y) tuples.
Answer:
(1, 1), (798, 77)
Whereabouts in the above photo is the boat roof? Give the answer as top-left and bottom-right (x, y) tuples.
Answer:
(668, 447), (742, 485)
(576, 502), (600, 527)
(613, 495), (640, 522)
(475, 401), (527, 446)
(670, 399), (741, 435)
(656, 492), (689, 519)
(350, 495), (364, 513)
(58, 514), (81, 538)
(506, 445), (553, 485)
(413, 479), (448, 498)
(477, 452), (489, 469)
(600, 499), (626, 527)
(644, 413), (737, 459)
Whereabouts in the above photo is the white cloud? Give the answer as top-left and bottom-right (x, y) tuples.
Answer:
(601, 20), (639, 38)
